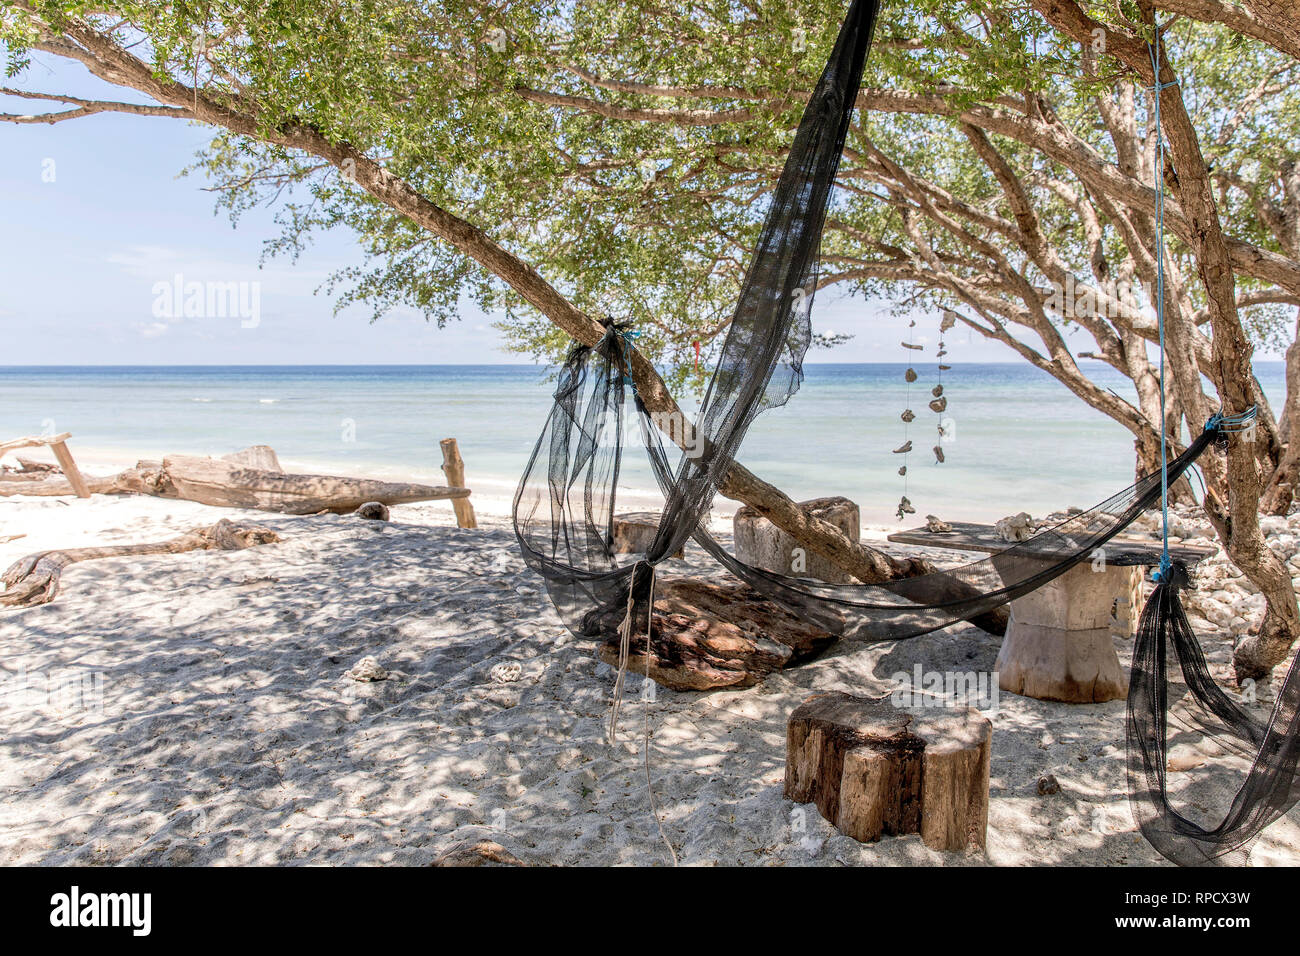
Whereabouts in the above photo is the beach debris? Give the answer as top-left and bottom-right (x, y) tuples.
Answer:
(940, 310), (956, 333)
(588, 577), (839, 691)
(0, 432), (91, 498)
(904, 367), (918, 383)
(0, 442), (477, 530)
(221, 444), (282, 472)
(893, 440), (913, 454)
(354, 501), (391, 521)
(995, 512), (1036, 542)
(161, 453), (472, 516)
(901, 341), (924, 350)
(347, 656), (389, 682)
(430, 840), (528, 867)
(489, 661), (522, 684)
(896, 496), (916, 519)
(925, 515), (952, 533)
(900, 408), (915, 423)
(931, 384), (944, 398)
(1037, 774), (1061, 796)
(929, 397), (948, 413)
(785, 692), (991, 851)
(933, 445), (945, 464)
(0, 519), (280, 610)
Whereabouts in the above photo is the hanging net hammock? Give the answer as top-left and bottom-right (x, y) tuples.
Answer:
(512, 0), (1297, 866)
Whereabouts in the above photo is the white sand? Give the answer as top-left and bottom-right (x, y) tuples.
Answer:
(1, 489), (1298, 866)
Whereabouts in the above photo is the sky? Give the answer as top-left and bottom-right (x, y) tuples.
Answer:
(0, 50), (1263, 368)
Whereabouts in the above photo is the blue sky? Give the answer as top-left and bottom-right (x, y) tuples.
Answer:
(0, 51), (1253, 367)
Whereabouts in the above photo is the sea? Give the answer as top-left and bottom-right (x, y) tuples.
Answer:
(0, 363), (1286, 524)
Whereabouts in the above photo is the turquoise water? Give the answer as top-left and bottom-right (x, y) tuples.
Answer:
(0, 363), (1285, 523)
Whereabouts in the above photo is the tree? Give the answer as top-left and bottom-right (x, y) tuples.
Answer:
(3, 0), (1297, 679)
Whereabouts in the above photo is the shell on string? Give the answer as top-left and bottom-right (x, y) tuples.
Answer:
(933, 444), (945, 464)
(901, 341), (924, 351)
(939, 310), (956, 333)
(938, 364), (952, 371)
(893, 440), (913, 454)
(898, 465), (907, 476)
(896, 495), (916, 519)
(904, 367), (918, 383)
(931, 384), (943, 398)
(929, 396), (947, 413)
(901, 408), (915, 423)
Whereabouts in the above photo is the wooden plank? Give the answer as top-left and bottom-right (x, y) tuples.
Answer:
(439, 438), (477, 529)
(886, 520), (1213, 566)
(48, 441), (91, 498)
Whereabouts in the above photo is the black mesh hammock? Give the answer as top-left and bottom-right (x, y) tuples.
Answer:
(512, 0), (1300, 866)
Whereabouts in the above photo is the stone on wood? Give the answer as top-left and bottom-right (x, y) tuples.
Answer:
(734, 496), (860, 583)
(785, 692), (991, 851)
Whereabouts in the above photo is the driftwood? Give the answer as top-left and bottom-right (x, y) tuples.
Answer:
(439, 438), (477, 529)
(0, 519), (281, 609)
(0, 433), (90, 498)
(160, 454), (470, 515)
(588, 577), (840, 690)
(0, 444), (478, 523)
(785, 692), (991, 852)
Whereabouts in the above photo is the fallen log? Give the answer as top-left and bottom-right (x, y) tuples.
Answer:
(0, 519), (281, 609)
(586, 576), (840, 690)
(161, 454), (471, 514)
(0, 463), (163, 498)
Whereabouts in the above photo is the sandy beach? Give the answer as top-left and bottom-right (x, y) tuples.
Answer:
(3, 486), (1298, 867)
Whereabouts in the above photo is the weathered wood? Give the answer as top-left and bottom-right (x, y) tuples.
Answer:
(0, 519), (281, 609)
(47, 440), (90, 498)
(735, 496), (861, 583)
(889, 520), (1212, 703)
(588, 577), (840, 690)
(162, 455), (470, 514)
(0, 433), (72, 457)
(439, 438), (477, 529)
(609, 511), (684, 559)
(0, 433), (90, 498)
(785, 692), (991, 852)
(222, 445), (283, 472)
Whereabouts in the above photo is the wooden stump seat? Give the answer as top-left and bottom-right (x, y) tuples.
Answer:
(785, 692), (991, 851)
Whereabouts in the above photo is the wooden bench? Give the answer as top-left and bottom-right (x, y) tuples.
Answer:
(886, 521), (1214, 703)
(0, 433), (90, 498)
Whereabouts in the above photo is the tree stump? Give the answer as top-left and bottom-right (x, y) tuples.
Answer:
(785, 692), (991, 851)
(734, 496), (860, 583)
(995, 561), (1130, 702)
(588, 577), (839, 690)
(609, 511), (684, 559)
